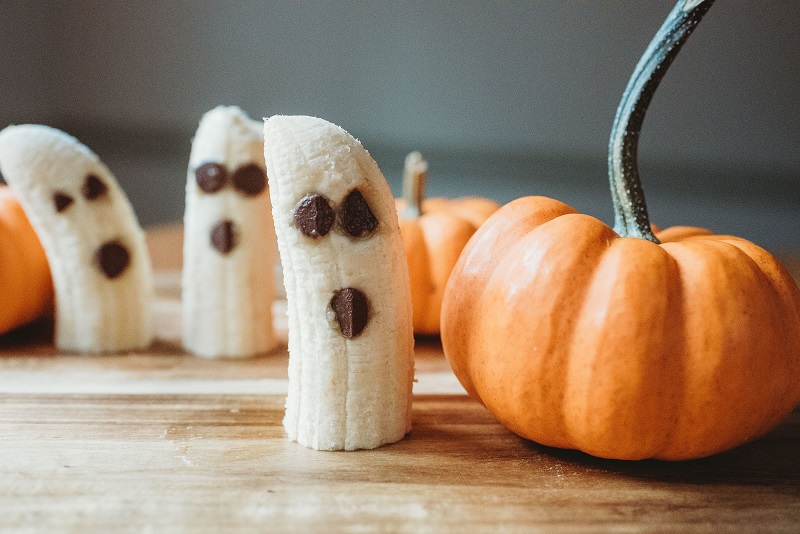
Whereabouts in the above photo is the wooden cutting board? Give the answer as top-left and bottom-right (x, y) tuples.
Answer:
(1, 226), (799, 533)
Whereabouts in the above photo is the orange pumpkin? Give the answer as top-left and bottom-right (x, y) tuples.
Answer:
(0, 185), (53, 334)
(441, 0), (800, 460)
(396, 152), (499, 334)
(442, 196), (800, 460)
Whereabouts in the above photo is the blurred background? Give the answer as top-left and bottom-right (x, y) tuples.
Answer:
(1, 0), (798, 251)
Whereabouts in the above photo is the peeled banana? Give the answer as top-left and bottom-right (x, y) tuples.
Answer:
(0, 124), (153, 353)
(182, 106), (278, 358)
(264, 115), (414, 451)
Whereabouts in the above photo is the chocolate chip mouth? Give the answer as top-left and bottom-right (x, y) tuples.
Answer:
(96, 241), (130, 279)
(210, 219), (237, 254)
(330, 287), (369, 338)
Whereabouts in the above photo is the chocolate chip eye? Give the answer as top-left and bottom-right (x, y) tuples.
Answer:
(341, 189), (378, 238)
(294, 194), (335, 238)
(53, 192), (74, 212)
(195, 162), (228, 193)
(330, 287), (369, 338)
(83, 175), (108, 200)
(96, 241), (130, 279)
(232, 163), (267, 197)
(210, 219), (237, 254)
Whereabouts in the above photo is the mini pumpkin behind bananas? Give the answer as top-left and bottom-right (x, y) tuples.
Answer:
(396, 152), (499, 334)
(0, 185), (53, 335)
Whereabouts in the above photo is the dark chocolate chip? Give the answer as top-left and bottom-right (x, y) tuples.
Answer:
(53, 192), (74, 212)
(341, 189), (378, 238)
(83, 175), (108, 200)
(195, 162), (228, 193)
(232, 163), (267, 197)
(293, 194), (335, 238)
(210, 219), (237, 254)
(96, 241), (130, 279)
(330, 288), (369, 338)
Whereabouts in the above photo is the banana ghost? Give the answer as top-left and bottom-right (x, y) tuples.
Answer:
(182, 106), (278, 358)
(264, 115), (414, 451)
(0, 124), (153, 353)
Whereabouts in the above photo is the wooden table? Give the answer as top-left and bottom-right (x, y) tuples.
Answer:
(2, 227), (799, 533)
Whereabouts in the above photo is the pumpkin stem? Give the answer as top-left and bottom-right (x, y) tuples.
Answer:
(401, 151), (428, 219)
(608, 0), (714, 243)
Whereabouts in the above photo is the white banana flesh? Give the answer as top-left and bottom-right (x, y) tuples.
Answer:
(264, 115), (414, 451)
(0, 125), (153, 353)
(182, 106), (278, 358)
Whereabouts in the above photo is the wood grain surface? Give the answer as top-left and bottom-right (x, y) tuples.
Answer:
(0, 227), (799, 533)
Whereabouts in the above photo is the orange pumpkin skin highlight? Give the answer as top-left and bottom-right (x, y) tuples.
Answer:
(441, 196), (800, 460)
(0, 185), (53, 334)
(397, 196), (499, 334)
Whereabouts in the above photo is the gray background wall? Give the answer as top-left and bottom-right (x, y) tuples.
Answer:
(1, 1), (799, 249)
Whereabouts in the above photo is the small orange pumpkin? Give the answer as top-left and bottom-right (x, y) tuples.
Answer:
(396, 152), (499, 334)
(0, 185), (53, 334)
(441, 0), (800, 460)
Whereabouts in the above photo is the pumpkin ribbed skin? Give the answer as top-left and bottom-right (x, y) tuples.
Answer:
(397, 197), (499, 334)
(0, 185), (53, 334)
(441, 196), (800, 460)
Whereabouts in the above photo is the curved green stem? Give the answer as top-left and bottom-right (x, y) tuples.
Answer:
(401, 151), (428, 219)
(608, 0), (715, 242)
